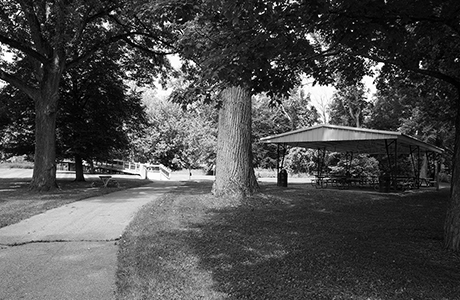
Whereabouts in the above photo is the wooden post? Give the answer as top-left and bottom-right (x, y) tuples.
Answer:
(435, 153), (440, 191)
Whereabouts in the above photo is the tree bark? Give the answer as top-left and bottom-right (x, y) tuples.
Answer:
(30, 92), (59, 191)
(29, 61), (63, 191)
(212, 86), (259, 201)
(74, 154), (85, 182)
(445, 96), (460, 251)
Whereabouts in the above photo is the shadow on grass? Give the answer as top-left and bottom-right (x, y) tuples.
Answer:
(184, 184), (460, 299)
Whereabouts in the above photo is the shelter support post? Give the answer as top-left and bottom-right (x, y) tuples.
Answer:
(426, 151), (442, 190)
(276, 143), (288, 187)
(316, 147), (327, 178)
(311, 147), (328, 189)
(409, 145), (421, 188)
(435, 153), (441, 191)
(276, 144), (279, 175)
(276, 143), (287, 170)
(384, 139), (399, 190)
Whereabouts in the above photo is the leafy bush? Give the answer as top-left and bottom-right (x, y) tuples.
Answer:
(254, 168), (277, 178)
(439, 172), (451, 183)
(0, 161), (34, 169)
(284, 147), (316, 174)
(328, 153), (380, 178)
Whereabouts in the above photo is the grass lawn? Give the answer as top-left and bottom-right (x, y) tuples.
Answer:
(116, 182), (460, 300)
(0, 169), (151, 228)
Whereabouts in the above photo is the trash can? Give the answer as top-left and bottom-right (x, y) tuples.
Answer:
(379, 173), (390, 192)
(277, 169), (288, 187)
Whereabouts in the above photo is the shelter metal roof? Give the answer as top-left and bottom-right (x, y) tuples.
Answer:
(260, 124), (444, 155)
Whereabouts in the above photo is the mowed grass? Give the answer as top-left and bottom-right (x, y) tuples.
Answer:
(0, 169), (151, 228)
(116, 182), (460, 300)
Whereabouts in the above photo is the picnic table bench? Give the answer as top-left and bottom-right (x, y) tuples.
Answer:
(98, 175), (119, 188)
(312, 175), (379, 189)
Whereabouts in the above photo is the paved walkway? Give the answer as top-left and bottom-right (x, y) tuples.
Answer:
(0, 182), (180, 300)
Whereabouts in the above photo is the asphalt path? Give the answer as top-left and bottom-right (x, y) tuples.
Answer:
(0, 169), (311, 299)
(0, 181), (181, 300)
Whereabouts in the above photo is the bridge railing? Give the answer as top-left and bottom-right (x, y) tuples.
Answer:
(159, 164), (171, 179)
(84, 159), (172, 180)
(145, 163), (171, 180)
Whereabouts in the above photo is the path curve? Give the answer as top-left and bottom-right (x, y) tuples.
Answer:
(0, 182), (181, 300)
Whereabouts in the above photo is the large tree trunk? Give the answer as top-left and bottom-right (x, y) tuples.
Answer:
(30, 68), (62, 191)
(74, 154), (85, 182)
(212, 86), (259, 200)
(445, 99), (460, 251)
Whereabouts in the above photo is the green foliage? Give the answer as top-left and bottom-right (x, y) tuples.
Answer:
(319, 0), (460, 93)
(0, 161), (33, 169)
(0, 49), (148, 163)
(329, 79), (370, 128)
(252, 88), (320, 169)
(0, 84), (35, 156)
(284, 148), (316, 174)
(366, 67), (455, 171)
(328, 153), (380, 179)
(318, 1), (459, 183)
(134, 92), (217, 170)
(0, 1), (177, 189)
(170, 0), (328, 104)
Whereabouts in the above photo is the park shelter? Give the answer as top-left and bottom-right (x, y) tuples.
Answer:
(260, 124), (444, 189)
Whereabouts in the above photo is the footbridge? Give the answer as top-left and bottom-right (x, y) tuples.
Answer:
(93, 159), (171, 180)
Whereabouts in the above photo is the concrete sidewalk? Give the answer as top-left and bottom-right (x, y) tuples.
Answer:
(0, 182), (180, 300)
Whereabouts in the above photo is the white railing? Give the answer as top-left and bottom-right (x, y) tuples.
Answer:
(144, 163), (171, 180)
(93, 159), (171, 180)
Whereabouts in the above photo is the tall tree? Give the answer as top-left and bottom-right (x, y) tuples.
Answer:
(369, 66), (456, 146)
(57, 47), (148, 181)
(329, 79), (369, 128)
(0, 1), (171, 191)
(252, 88), (319, 169)
(134, 93), (217, 170)
(317, 0), (460, 251)
(0, 49), (148, 182)
(171, 0), (328, 200)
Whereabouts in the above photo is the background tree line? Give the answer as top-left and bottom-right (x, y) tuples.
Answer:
(2, 71), (453, 179)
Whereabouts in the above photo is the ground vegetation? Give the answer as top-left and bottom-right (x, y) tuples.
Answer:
(116, 181), (459, 300)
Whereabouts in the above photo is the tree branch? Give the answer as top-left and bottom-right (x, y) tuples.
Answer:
(0, 34), (47, 64)
(358, 52), (460, 89)
(66, 32), (174, 69)
(69, 5), (119, 52)
(0, 69), (38, 100)
(54, 0), (67, 57)
(133, 15), (177, 50)
(17, 1), (52, 57)
(121, 36), (175, 56)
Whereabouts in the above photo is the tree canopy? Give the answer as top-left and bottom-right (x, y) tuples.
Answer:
(133, 92), (217, 170)
(252, 87), (320, 169)
(171, 0), (330, 102)
(0, 45), (148, 181)
(329, 78), (370, 128)
(0, 0), (173, 190)
(318, 0), (460, 89)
